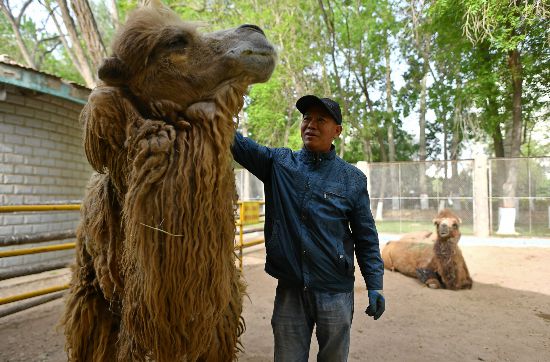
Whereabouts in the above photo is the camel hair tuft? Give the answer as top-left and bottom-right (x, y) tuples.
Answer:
(61, 1), (276, 361)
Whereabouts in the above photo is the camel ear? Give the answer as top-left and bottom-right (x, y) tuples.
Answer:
(457, 217), (462, 224)
(143, 0), (164, 8)
(143, 0), (174, 15)
(98, 57), (129, 86)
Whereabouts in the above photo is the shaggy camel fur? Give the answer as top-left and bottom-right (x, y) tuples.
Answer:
(381, 209), (473, 290)
(61, 1), (276, 361)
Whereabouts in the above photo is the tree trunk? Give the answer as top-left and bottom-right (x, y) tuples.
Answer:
(57, 0), (96, 88)
(502, 48), (523, 208)
(70, 0), (107, 71)
(361, 137), (372, 163)
(318, 0), (353, 158)
(491, 125), (504, 157)
(338, 122), (346, 158)
(508, 48), (522, 159)
(42, 1), (92, 87)
(384, 42), (396, 163)
(377, 129), (388, 163)
(417, 42), (430, 198)
(383, 40), (399, 207)
(109, 0), (120, 30)
(0, 1), (36, 69)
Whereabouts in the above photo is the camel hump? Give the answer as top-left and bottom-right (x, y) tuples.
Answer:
(397, 230), (433, 242)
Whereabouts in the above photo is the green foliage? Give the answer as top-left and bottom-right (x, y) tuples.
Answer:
(0, 14), (21, 61)
(40, 48), (84, 85)
(1, 0), (547, 161)
(246, 75), (289, 147)
(431, 0), (549, 158)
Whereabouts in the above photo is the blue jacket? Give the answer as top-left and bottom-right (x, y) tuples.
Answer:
(232, 133), (383, 292)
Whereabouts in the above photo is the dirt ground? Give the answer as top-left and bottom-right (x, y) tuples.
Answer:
(1, 244), (549, 362)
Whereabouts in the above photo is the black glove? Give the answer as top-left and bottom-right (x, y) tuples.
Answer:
(365, 290), (385, 320)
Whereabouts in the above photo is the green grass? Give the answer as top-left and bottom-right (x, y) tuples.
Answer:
(376, 220), (550, 237)
(375, 220), (474, 235)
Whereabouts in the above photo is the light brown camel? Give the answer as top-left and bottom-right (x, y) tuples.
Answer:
(61, 1), (276, 361)
(381, 209), (473, 290)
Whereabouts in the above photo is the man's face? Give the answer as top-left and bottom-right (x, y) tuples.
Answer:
(300, 105), (342, 153)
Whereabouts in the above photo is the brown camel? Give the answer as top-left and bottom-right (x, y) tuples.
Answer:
(381, 209), (473, 290)
(61, 1), (276, 361)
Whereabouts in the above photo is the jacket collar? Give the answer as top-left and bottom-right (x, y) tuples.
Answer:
(299, 145), (336, 164)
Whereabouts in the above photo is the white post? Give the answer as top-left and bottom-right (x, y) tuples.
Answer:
(375, 201), (384, 221)
(420, 194), (429, 210)
(497, 207), (517, 235)
(473, 154), (490, 237)
(357, 161), (370, 192)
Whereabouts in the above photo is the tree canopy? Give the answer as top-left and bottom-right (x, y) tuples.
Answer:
(1, 0), (548, 162)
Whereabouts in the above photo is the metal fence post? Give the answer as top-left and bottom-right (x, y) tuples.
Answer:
(473, 154), (490, 237)
(356, 161), (370, 191)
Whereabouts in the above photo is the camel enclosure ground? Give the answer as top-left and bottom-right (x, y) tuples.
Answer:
(1, 243), (549, 361)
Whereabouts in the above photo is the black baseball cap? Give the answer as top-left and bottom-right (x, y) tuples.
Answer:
(296, 95), (343, 125)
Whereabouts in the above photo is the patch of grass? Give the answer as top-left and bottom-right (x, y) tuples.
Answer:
(375, 220), (473, 235)
(376, 220), (550, 237)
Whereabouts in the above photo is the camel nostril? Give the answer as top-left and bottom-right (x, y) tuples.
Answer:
(238, 24), (265, 36)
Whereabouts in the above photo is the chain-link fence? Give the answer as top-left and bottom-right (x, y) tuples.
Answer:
(364, 160), (475, 235)
(489, 157), (550, 236)
(234, 156), (550, 238)
(235, 169), (264, 200)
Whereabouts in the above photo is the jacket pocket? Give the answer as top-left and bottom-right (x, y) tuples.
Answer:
(344, 255), (355, 277)
(336, 240), (355, 277)
(323, 190), (346, 200)
(314, 185), (350, 225)
(335, 241), (346, 272)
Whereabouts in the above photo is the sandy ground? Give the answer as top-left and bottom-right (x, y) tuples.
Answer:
(1, 244), (549, 362)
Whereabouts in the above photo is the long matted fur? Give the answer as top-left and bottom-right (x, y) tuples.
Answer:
(61, 1), (275, 360)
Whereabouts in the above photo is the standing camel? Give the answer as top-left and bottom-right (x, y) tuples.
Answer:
(62, 1), (276, 361)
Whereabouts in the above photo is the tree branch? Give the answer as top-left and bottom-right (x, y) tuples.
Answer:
(16, 0), (34, 25)
(0, 0), (37, 68)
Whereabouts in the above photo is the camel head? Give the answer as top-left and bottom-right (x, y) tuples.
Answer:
(98, 0), (276, 116)
(432, 209), (462, 241)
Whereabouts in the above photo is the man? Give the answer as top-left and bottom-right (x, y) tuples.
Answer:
(232, 95), (384, 362)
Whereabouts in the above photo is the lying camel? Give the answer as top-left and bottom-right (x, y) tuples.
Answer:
(382, 209), (472, 290)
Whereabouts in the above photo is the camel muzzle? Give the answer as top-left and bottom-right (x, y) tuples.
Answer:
(439, 224), (450, 237)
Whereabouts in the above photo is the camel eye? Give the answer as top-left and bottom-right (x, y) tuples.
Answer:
(168, 36), (187, 48)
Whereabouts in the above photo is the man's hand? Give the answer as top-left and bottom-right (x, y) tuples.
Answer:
(365, 290), (385, 320)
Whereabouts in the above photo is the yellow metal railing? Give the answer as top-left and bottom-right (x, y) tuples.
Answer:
(0, 243), (76, 258)
(0, 284), (70, 306)
(0, 201), (266, 308)
(236, 201), (265, 270)
(0, 204), (80, 213)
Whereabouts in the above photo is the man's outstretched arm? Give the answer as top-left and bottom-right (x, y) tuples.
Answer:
(231, 132), (274, 182)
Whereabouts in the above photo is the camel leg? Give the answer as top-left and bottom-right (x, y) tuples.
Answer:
(415, 268), (442, 289)
(62, 241), (120, 362)
(461, 276), (473, 289)
(425, 278), (442, 289)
